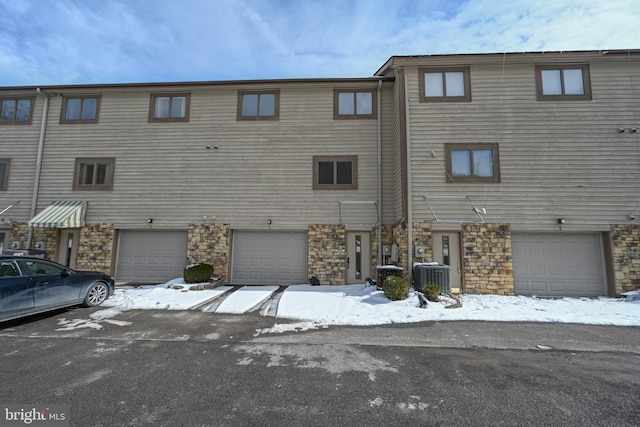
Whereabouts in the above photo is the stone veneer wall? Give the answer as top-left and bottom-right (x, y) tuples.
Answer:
(462, 223), (514, 295)
(10, 224), (58, 261)
(412, 222), (433, 264)
(187, 223), (230, 282)
(392, 222), (409, 278)
(308, 224), (346, 285)
(77, 224), (115, 274)
(610, 224), (640, 294)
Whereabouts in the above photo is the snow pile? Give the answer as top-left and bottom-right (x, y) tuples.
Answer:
(98, 280), (640, 331)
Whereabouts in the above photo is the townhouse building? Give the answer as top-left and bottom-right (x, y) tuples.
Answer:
(1, 49), (639, 297)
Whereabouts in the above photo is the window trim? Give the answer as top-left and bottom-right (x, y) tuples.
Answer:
(149, 93), (191, 123)
(73, 158), (115, 191)
(0, 97), (35, 125)
(60, 95), (101, 124)
(419, 67), (472, 103)
(333, 89), (377, 120)
(445, 143), (500, 184)
(0, 159), (10, 191)
(237, 90), (280, 121)
(312, 155), (358, 190)
(535, 64), (592, 101)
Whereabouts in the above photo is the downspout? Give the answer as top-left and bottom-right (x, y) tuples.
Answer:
(377, 79), (383, 266)
(27, 88), (50, 248)
(403, 70), (413, 282)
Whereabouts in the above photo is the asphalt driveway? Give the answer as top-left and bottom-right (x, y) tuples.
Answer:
(1, 308), (639, 426)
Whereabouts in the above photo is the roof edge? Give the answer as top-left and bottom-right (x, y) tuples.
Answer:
(374, 48), (640, 76)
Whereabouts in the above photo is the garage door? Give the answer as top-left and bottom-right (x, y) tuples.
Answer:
(232, 231), (307, 285)
(512, 233), (605, 297)
(117, 230), (188, 283)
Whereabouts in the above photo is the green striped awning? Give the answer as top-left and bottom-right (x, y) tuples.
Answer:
(29, 201), (87, 228)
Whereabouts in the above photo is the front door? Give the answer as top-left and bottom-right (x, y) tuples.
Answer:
(57, 229), (80, 269)
(346, 231), (370, 284)
(432, 232), (462, 293)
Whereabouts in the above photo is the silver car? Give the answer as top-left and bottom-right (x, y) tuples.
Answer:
(0, 256), (115, 322)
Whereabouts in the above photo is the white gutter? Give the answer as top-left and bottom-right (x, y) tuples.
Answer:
(27, 88), (51, 248)
(377, 79), (383, 265)
(403, 70), (413, 281)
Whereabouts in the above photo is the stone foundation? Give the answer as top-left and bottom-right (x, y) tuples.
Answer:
(610, 224), (640, 295)
(187, 223), (230, 282)
(392, 222), (409, 278)
(412, 222), (433, 264)
(308, 224), (345, 285)
(462, 223), (514, 295)
(10, 224), (57, 261)
(77, 224), (114, 274)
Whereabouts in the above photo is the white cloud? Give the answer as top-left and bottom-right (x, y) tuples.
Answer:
(0, 0), (638, 85)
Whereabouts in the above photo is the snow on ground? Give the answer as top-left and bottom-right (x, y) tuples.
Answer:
(97, 279), (640, 333)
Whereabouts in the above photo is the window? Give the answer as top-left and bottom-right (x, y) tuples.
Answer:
(535, 64), (591, 100)
(334, 89), (376, 119)
(61, 96), (100, 123)
(149, 93), (190, 122)
(445, 143), (500, 183)
(0, 159), (10, 190)
(237, 91), (279, 120)
(73, 158), (115, 191)
(313, 156), (357, 190)
(0, 97), (34, 124)
(419, 67), (471, 102)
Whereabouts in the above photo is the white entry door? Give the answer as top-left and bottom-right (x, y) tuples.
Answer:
(346, 231), (371, 284)
(432, 232), (461, 293)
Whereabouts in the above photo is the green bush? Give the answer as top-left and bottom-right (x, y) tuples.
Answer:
(423, 283), (441, 302)
(382, 275), (410, 301)
(183, 263), (214, 284)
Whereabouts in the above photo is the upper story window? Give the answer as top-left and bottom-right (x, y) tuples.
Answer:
(313, 156), (357, 190)
(445, 143), (500, 183)
(0, 159), (10, 190)
(420, 67), (471, 102)
(0, 97), (34, 125)
(73, 158), (115, 191)
(334, 89), (376, 119)
(61, 96), (100, 124)
(535, 64), (591, 101)
(237, 91), (279, 121)
(149, 93), (190, 122)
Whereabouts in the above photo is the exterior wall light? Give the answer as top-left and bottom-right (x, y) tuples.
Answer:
(557, 218), (566, 225)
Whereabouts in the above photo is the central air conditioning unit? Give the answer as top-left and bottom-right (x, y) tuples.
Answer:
(413, 263), (451, 293)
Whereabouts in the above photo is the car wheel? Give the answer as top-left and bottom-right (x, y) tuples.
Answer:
(83, 281), (109, 307)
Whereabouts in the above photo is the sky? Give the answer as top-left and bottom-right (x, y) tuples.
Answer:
(59, 280), (640, 334)
(0, 0), (639, 86)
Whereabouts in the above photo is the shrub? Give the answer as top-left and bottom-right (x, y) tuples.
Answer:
(382, 275), (410, 301)
(183, 263), (214, 284)
(423, 283), (441, 302)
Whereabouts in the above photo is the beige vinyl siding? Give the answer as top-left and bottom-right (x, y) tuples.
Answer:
(32, 81), (390, 230)
(0, 92), (45, 222)
(379, 82), (399, 224)
(406, 54), (640, 231)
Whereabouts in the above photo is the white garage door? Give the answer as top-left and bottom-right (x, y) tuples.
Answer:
(232, 231), (307, 285)
(512, 233), (605, 297)
(117, 230), (188, 283)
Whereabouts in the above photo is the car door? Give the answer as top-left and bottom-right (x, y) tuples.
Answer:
(19, 260), (81, 310)
(0, 259), (35, 320)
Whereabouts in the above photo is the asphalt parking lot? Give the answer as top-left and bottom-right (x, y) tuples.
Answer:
(1, 307), (639, 426)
